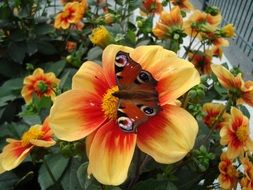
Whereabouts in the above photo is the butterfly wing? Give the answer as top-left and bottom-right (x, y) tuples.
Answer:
(114, 51), (160, 132)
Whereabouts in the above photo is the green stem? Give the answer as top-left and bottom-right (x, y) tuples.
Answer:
(183, 31), (199, 59)
(43, 157), (64, 190)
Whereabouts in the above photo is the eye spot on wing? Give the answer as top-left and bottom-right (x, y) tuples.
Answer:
(137, 70), (151, 83)
(117, 116), (134, 132)
(115, 54), (128, 67)
(140, 106), (157, 116)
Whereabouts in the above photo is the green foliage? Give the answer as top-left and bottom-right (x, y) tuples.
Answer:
(38, 154), (70, 190)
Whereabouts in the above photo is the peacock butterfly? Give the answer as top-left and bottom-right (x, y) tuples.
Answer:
(112, 51), (160, 133)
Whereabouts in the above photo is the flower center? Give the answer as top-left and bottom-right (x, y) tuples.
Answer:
(36, 80), (48, 93)
(21, 126), (44, 146)
(236, 126), (248, 142)
(101, 86), (119, 120)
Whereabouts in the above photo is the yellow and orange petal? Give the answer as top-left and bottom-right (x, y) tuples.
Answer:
(21, 68), (60, 104)
(54, 2), (84, 29)
(160, 6), (183, 27)
(88, 120), (137, 185)
(218, 152), (238, 189)
(211, 64), (243, 90)
(220, 107), (253, 159)
(137, 104), (198, 163)
(49, 44), (200, 185)
(0, 119), (55, 173)
(49, 90), (107, 141)
(203, 102), (227, 129)
(240, 157), (253, 189)
(153, 6), (183, 39)
(211, 64), (253, 107)
(171, 0), (194, 11)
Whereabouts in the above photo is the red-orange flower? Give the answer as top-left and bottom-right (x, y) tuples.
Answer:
(140, 0), (163, 15)
(211, 45), (223, 59)
(171, 0), (194, 11)
(203, 102), (229, 129)
(66, 41), (77, 52)
(153, 6), (183, 39)
(0, 119), (55, 174)
(211, 64), (253, 107)
(218, 152), (239, 189)
(220, 107), (253, 159)
(188, 50), (213, 75)
(54, 2), (85, 29)
(240, 157), (253, 189)
(49, 45), (200, 185)
(21, 68), (60, 104)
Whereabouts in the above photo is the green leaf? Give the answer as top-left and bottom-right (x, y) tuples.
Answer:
(26, 40), (38, 56)
(0, 122), (29, 140)
(37, 41), (57, 55)
(0, 59), (22, 77)
(61, 158), (84, 190)
(22, 113), (42, 126)
(38, 154), (70, 190)
(238, 105), (251, 119)
(86, 46), (103, 61)
(0, 77), (23, 97)
(40, 60), (66, 76)
(132, 179), (177, 190)
(77, 162), (100, 190)
(8, 42), (26, 63)
(35, 24), (54, 35)
(0, 171), (19, 189)
(59, 68), (77, 90)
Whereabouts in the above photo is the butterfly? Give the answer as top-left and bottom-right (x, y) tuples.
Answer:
(112, 51), (160, 133)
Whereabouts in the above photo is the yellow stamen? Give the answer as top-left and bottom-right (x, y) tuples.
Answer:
(21, 125), (44, 146)
(236, 126), (248, 142)
(101, 86), (119, 120)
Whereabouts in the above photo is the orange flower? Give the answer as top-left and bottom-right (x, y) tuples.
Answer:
(171, 0), (194, 11)
(183, 10), (221, 38)
(203, 102), (228, 129)
(220, 107), (253, 159)
(218, 152), (239, 189)
(54, 2), (85, 29)
(153, 6), (183, 39)
(140, 0), (163, 15)
(66, 41), (77, 52)
(21, 68), (60, 104)
(201, 30), (229, 47)
(0, 119), (55, 174)
(211, 64), (253, 107)
(240, 157), (253, 189)
(49, 45), (200, 185)
(188, 50), (213, 75)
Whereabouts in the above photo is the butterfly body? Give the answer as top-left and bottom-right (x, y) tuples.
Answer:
(113, 51), (160, 133)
